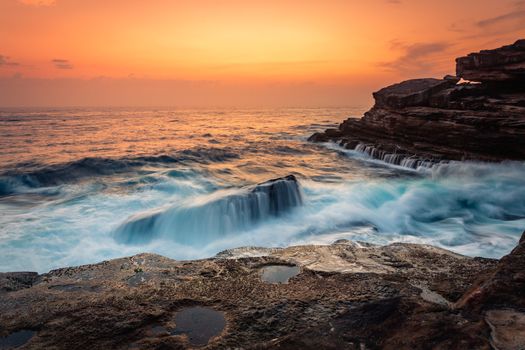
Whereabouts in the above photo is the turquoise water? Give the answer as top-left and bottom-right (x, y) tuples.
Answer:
(0, 107), (523, 272)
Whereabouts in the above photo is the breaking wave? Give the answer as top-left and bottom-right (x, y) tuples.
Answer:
(0, 148), (240, 196)
(114, 175), (303, 244)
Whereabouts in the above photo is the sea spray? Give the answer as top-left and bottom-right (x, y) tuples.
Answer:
(1, 108), (524, 273)
(114, 175), (303, 244)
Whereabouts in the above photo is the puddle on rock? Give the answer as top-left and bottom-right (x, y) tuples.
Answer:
(172, 307), (226, 347)
(0, 330), (35, 349)
(260, 265), (300, 284)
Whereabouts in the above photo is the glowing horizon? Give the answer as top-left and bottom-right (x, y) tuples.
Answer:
(1, 0), (524, 106)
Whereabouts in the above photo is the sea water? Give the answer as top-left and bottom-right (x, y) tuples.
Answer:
(0, 107), (523, 272)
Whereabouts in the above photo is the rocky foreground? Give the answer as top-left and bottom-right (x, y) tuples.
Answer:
(1, 231), (524, 349)
(309, 40), (525, 165)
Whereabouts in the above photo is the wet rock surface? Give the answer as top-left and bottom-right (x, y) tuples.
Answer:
(309, 40), (525, 164)
(2, 234), (525, 349)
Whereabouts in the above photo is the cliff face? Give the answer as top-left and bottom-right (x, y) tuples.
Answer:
(309, 40), (525, 166)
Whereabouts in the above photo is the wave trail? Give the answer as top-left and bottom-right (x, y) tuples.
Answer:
(114, 175), (303, 245)
(0, 147), (240, 196)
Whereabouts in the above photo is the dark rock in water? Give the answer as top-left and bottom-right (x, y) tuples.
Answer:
(309, 40), (525, 164)
(252, 175), (303, 216)
(172, 307), (226, 346)
(114, 175), (303, 244)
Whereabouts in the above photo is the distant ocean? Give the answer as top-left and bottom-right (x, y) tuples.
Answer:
(1, 107), (524, 272)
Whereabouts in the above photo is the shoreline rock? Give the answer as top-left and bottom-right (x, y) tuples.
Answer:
(1, 234), (524, 349)
(309, 40), (525, 167)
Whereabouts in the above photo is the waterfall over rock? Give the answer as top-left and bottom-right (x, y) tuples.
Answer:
(114, 175), (303, 245)
(309, 40), (525, 162)
(353, 143), (443, 169)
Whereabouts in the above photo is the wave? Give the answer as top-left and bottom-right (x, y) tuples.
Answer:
(114, 175), (303, 245)
(0, 147), (240, 196)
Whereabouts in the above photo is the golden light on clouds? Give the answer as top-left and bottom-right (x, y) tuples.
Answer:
(1, 0), (524, 106)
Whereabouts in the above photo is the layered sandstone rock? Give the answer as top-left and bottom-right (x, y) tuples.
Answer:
(309, 40), (525, 166)
(456, 39), (525, 82)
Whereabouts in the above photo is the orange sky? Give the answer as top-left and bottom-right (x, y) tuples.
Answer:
(1, 0), (524, 107)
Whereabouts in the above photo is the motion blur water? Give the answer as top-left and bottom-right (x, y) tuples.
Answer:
(0, 107), (524, 272)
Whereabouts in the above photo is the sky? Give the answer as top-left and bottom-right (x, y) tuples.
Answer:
(1, 0), (524, 107)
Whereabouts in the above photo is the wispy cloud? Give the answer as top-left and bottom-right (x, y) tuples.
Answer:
(476, 10), (525, 31)
(18, 0), (56, 6)
(455, 1), (525, 39)
(378, 41), (451, 75)
(0, 55), (20, 67)
(52, 59), (73, 69)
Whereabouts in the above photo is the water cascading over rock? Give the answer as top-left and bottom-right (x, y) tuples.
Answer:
(114, 175), (303, 244)
(309, 39), (525, 165)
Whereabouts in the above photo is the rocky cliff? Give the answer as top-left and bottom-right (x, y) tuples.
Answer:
(1, 233), (524, 349)
(309, 40), (525, 167)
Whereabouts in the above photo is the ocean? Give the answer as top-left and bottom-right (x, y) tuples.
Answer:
(1, 107), (524, 273)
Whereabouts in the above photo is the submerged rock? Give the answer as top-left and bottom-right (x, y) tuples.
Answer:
(114, 175), (303, 244)
(310, 40), (525, 165)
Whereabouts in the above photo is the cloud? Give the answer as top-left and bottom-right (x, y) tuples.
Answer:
(477, 10), (525, 29)
(18, 0), (56, 6)
(52, 59), (73, 69)
(386, 0), (402, 4)
(378, 42), (451, 76)
(0, 55), (20, 67)
(463, 2), (525, 38)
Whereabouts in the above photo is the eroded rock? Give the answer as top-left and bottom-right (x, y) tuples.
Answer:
(1, 239), (514, 349)
(309, 40), (525, 164)
(456, 39), (525, 82)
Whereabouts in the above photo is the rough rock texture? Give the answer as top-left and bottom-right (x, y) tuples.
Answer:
(456, 39), (525, 82)
(2, 235), (525, 349)
(309, 40), (525, 164)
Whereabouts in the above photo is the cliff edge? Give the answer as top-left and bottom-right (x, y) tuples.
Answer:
(309, 40), (525, 167)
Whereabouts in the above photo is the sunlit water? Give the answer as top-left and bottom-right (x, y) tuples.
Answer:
(0, 107), (524, 272)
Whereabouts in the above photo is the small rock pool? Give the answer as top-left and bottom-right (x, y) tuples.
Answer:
(172, 306), (226, 346)
(260, 265), (301, 284)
